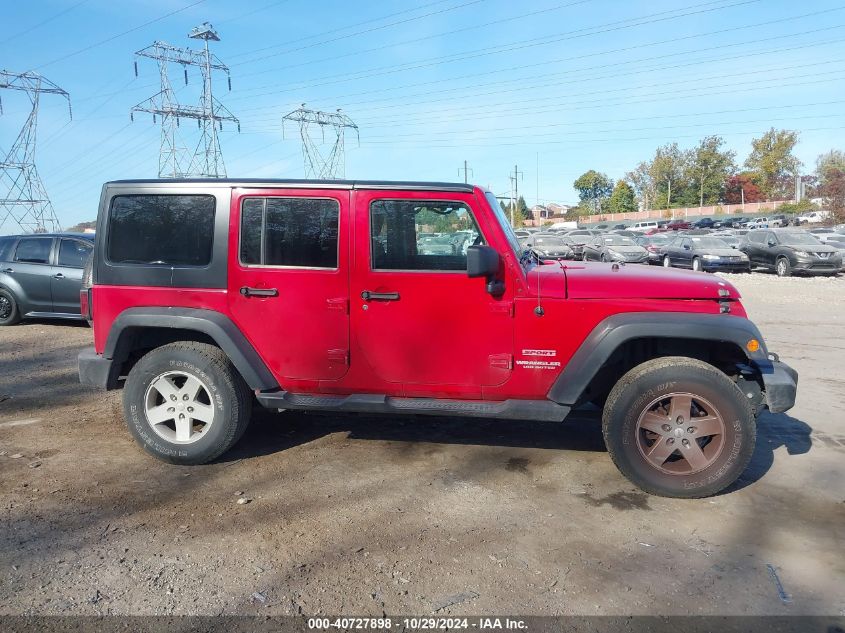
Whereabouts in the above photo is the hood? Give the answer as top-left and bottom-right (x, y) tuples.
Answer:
(787, 244), (838, 254)
(698, 248), (744, 257)
(526, 261), (741, 300)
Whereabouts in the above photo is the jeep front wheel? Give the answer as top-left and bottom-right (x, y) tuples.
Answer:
(602, 357), (755, 498)
(123, 342), (252, 465)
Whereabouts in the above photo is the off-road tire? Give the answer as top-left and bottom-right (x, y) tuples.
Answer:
(0, 288), (21, 326)
(123, 342), (252, 465)
(602, 357), (755, 498)
(776, 257), (792, 277)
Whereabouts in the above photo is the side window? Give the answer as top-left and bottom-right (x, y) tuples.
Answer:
(240, 197), (339, 268)
(14, 237), (52, 264)
(108, 194), (215, 266)
(58, 239), (93, 268)
(0, 237), (16, 261)
(370, 200), (483, 271)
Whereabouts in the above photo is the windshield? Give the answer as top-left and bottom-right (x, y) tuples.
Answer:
(690, 237), (731, 249)
(534, 236), (570, 247)
(485, 191), (521, 257)
(601, 235), (636, 246)
(779, 232), (823, 246)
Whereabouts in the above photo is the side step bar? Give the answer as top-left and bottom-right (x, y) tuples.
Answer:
(255, 391), (571, 422)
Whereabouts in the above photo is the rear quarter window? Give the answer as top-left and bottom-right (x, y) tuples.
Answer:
(107, 194), (215, 266)
(0, 237), (15, 262)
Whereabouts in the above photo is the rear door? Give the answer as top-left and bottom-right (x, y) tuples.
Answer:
(51, 238), (93, 314)
(9, 237), (54, 313)
(351, 190), (513, 396)
(228, 189), (350, 382)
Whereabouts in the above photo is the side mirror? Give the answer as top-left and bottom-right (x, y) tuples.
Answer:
(467, 245), (500, 278)
(467, 245), (504, 296)
(683, 244), (691, 250)
(767, 239), (776, 247)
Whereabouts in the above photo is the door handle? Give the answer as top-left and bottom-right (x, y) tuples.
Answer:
(361, 290), (400, 301)
(53, 273), (65, 280)
(2, 268), (13, 274)
(239, 286), (278, 298)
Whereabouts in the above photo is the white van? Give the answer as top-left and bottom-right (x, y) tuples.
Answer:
(630, 220), (658, 233)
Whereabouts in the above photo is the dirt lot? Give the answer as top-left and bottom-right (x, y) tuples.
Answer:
(1, 273), (844, 617)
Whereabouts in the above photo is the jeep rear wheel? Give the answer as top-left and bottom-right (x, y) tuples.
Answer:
(602, 357), (755, 498)
(0, 289), (21, 326)
(123, 342), (252, 465)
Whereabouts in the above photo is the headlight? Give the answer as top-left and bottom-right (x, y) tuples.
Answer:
(608, 250), (626, 261)
(794, 251), (811, 260)
(739, 253), (749, 260)
(703, 254), (720, 260)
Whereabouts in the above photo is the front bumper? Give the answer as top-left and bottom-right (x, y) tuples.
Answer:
(792, 258), (842, 274)
(759, 357), (798, 414)
(702, 260), (751, 272)
(78, 346), (115, 389)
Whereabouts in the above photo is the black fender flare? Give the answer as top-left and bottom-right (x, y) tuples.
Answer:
(547, 312), (771, 405)
(103, 307), (278, 391)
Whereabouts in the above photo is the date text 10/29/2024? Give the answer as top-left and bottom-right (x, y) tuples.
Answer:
(307, 618), (528, 630)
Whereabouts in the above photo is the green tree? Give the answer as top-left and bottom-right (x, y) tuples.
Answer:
(816, 149), (845, 222)
(573, 170), (612, 213)
(651, 142), (693, 208)
(744, 128), (801, 200)
(689, 135), (736, 206)
(500, 196), (528, 227)
(607, 180), (637, 213)
(626, 161), (656, 211)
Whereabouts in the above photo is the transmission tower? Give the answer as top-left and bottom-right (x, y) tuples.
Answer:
(282, 106), (359, 179)
(131, 23), (239, 179)
(0, 70), (70, 233)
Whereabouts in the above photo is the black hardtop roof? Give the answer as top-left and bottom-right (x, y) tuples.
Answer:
(105, 178), (478, 193)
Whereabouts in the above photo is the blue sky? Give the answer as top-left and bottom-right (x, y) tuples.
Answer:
(1, 0), (844, 229)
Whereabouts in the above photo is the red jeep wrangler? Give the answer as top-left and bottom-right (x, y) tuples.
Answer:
(78, 179), (797, 498)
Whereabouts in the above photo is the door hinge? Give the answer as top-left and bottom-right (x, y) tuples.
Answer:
(490, 301), (514, 317)
(488, 353), (513, 370)
(326, 297), (349, 313)
(327, 349), (349, 365)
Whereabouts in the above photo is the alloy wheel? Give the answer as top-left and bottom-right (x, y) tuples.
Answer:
(144, 371), (216, 444)
(635, 392), (726, 475)
(0, 295), (11, 320)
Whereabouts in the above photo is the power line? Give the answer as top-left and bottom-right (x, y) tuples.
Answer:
(34, 0), (208, 69)
(228, 0), (767, 98)
(0, 0), (90, 47)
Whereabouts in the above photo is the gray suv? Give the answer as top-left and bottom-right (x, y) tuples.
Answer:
(0, 232), (94, 325)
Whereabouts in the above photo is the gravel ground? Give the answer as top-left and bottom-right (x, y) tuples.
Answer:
(0, 273), (843, 616)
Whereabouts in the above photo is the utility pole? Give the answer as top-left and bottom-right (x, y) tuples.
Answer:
(458, 160), (473, 183)
(509, 164), (523, 226)
(282, 105), (359, 179)
(131, 22), (239, 178)
(0, 70), (70, 233)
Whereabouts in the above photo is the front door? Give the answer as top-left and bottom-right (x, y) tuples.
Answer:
(228, 189), (350, 383)
(352, 190), (513, 396)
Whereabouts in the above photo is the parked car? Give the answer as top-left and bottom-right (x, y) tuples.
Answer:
(796, 210), (830, 224)
(666, 219), (692, 231)
(629, 220), (658, 233)
(78, 178), (798, 499)
(808, 228), (845, 244)
(740, 229), (842, 276)
(592, 223), (610, 231)
(523, 233), (575, 261)
(693, 217), (717, 229)
(0, 232), (94, 326)
(581, 234), (649, 263)
(660, 235), (750, 273)
(632, 233), (672, 264)
(563, 229), (602, 259)
(610, 223), (628, 230)
(611, 229), (638, 237)
(769, 214), (790, 228)
(745, 217), (769, 229)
